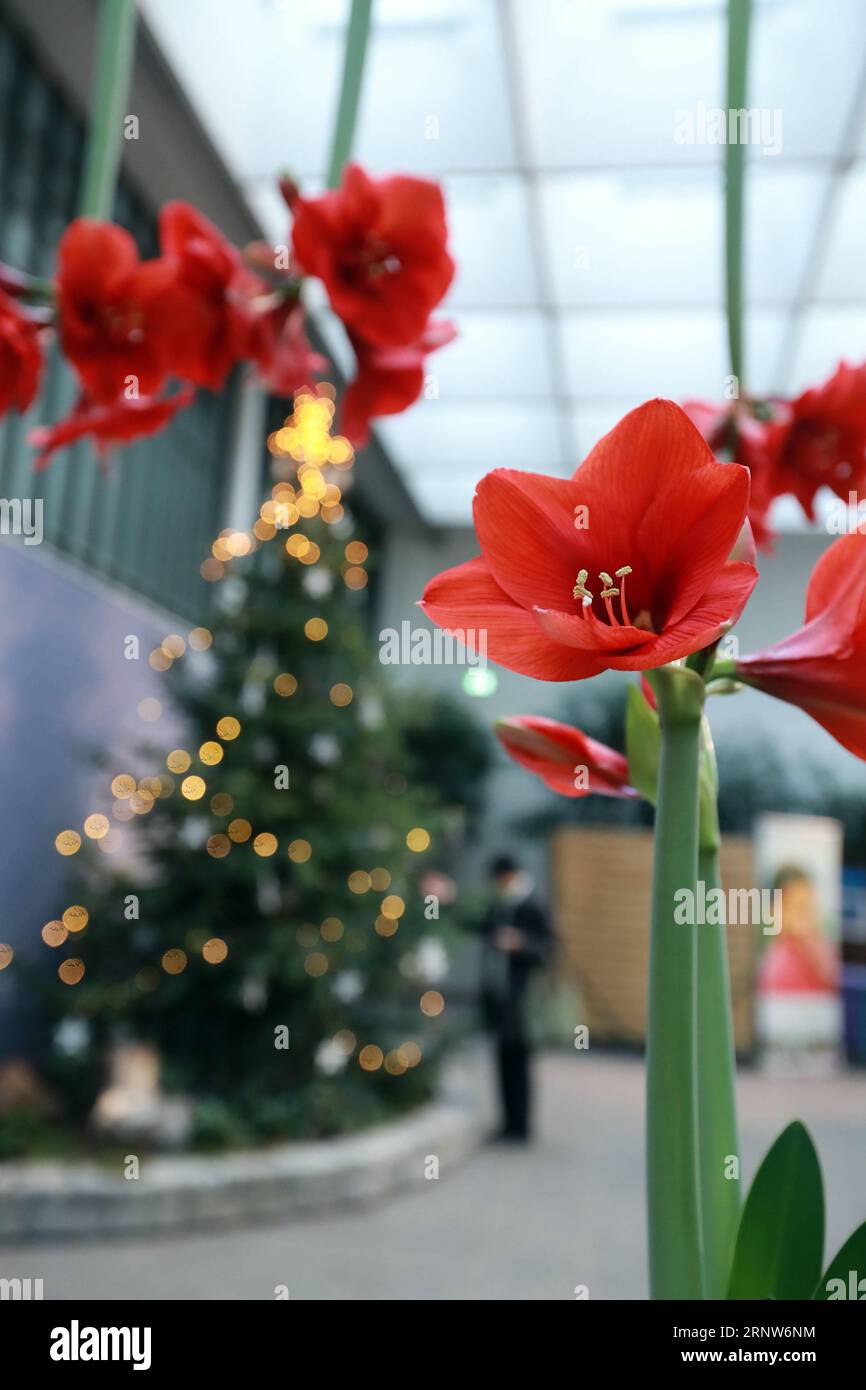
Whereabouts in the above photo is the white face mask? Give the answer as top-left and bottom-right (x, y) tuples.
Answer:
(498, 871), (533, 904)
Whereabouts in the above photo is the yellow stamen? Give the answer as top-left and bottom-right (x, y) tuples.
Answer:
(598, 571), (613, 587)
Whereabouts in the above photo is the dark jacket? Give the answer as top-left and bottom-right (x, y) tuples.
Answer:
(480, 890), (550, 1040)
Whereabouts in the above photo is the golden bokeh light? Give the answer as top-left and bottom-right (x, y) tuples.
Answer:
(288, 838), (312, 863)
(274, 673), (297, 697)
(162, 948), (187, 975)
(181, 776), (206, 801)
(359, 1045), (384, 1072)
(201, 558), (224, 582)
(54, 830), (81, 856)
(202, 937), (228, 965)
(253, 832), (278, 857)
(84, 814), (110, 841)
(62, 905), (89, 933)
(111, 774), (137, 799)
(167, 749), (192, 774)
(380, 894), (405, 920)
(400, 1041), (422, 1068)
(304, 952), (328, 977)
(329, 682), (353, 707)
(406, 827), (431, 852)
(384, 1050), (407, 1076)
(210, 792), (234, 816)
(304, 618), (328, 642)
(216, 716), (241, 741)
(199, 741), (224, 766)
(149, 647), (172, 672)
(58, 957), (84, 985)
(420, 990), (445, 1017)
(162, 634), (186, 659)
(344, 566), (368, 591)
(375, 915), (398, 938)
(41, 920), (67, 948)
(206, 834), (231, 859)
(0, 943), (13, 971)
(348, 870), (371, 894)
(286, 534), (310, 559)
(345, 541), (368, 564)
(228, 818), (252, 843)
(370, 867), (391, 891)
(320, 917), (344, 942)
(188, 627), (213, 651)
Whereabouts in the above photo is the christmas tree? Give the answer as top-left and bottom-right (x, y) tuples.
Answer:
(37, 390), (479, 1149)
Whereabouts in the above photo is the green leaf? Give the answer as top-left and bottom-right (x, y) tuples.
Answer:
(813, 1221), (866, 1300)
(728, 1121), (824, 1300)
(625, 684), (659, 804)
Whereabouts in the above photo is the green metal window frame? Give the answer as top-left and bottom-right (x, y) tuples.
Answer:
(0, 13), (234, 620)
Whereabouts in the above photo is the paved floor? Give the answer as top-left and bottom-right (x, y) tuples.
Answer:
(2, 1052), (864, 1300)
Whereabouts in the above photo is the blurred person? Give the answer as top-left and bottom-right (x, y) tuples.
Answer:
(757, 864), (842, 1073)
(481, 854), (550, 1142)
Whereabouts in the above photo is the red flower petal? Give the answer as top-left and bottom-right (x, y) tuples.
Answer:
(420, 557), (605, 682)
(495, 715), (637, 798)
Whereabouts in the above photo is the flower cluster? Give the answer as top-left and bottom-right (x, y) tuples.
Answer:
(0, 163), (456, 468)
(684, 361), (866, 547)
(420, 398), (866, 786)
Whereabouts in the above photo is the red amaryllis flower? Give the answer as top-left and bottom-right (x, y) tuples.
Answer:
(682, 398), (776, 548)
(158, 201), (255, 390)
(56, 219), (198, 401)
(495, 715), (637, 798)
(0, 289), (42, 414)
(420, 399), (759, 681)
(291, 163), (454, 348)
(761, 362), (866, 521)
(248, 298), (327, 396)
(730, 531), (866, 759)
(29, 387), (195, 470)
(342, 318), (456, 446)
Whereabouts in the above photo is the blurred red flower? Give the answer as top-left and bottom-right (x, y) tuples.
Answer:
(495, 715), (637, 798)
(682, 398), (776, 547)
(762, 362), (866, 521)
(342, 318), (456, 446)
(0, 289), (42, 414)
(733, 531), (866, 760)
(684, 361), (866, 546)
(420, 400), (758, 681)
(248, 298), (327, 397)
(56, 219), (200, 401)
(291, 163), (454, 348)
(30, 387), (195, 470)
(158, 202), (257, 390)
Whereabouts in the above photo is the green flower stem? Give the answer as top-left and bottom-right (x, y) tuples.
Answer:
(646, 666), (705, 1300)
(725, 0), (752, 390)
(326, 0), (374, 190)
(79, 0), (138, 219)
(696, 838), (741, 1299)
